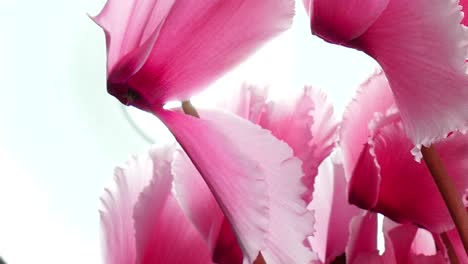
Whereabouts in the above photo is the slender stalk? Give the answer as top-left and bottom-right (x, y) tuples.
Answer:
(421, 145), (468, 252)
(182, 100), (200, 118)
(253, 253), (266, 264)
(441, 232), (459, 264)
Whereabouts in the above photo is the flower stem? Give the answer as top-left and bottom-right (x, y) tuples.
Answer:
(253, 253), (266, 264)
(182, 100), (200, 118)
(421, 145), (468, 252)
(441, 232), (459, 264)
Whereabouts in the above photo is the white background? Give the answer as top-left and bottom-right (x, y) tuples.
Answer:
(0, 0), (376, 263)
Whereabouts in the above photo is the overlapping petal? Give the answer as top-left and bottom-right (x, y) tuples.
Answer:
(380, 219), (444, 264)
(156, 108), (317, 263)
(346, 212), (379, 264)
(308, 160), (361, 263)
(94, 0), (295, 109)
(100, 153), (154, 264)
(309, 0), (468, 146)
(225, 85), (338, 199)
(340, 70), (394, 180)
(100, 146), (213, 263)
(258, 87), (338, 203)
(133, 148), (212, 263)
(350, 111), (468, 233)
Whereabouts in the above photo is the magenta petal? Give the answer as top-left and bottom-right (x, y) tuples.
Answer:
(381, 219), (444, 264)
(92, 0), (176, 76)
(125, 0), (294, 104)
(133, 147), (212, 264)
(259, 87), (338, 203)
(156, 109), (316, 263)
(100, 153), (154, 264)
(350, 112), (468, 233)
(357, 0), (468, 146)
(461, 0), (468, 26)
(346, 212), (379, 264)
(308, 161), (361, 263)
(443, 228), (468, 263)
(308, 0), (389, 44)
(340, 70), (395, 180)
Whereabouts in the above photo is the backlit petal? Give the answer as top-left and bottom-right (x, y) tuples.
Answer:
(308, 159), (361, 263)
(100, 153), (154, 264)
(133, 147), (212, 263)
(350, 112), (468, 233)
(356, 0), (468, 146)
(156, 109), (316, 263)
(259, 87), (338, 203)
(340, 70), (394, 180)
(110, 0), (294, 108)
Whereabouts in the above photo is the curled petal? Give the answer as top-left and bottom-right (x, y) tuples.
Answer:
(340, 70), (395, 180)
(356, 0), (468, 146)
(133, 148), (212, 263)
(92, 0), (176, 76)
(350, 112), (468, 233)
(259, 87), (338, 203)
(309, 0), (468, 146)
(156, 109), (316, 263)
(308, 160), (361, 263)
(100, 153), (154, 264)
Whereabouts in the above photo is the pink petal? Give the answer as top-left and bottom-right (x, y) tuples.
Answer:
(100, 152), (154, 264)
(222, 83), (269, 124)
(307, 0), (389, 44)
(258, 87), (338, 203)
(381, 219), (445, 264)
(133, 147), (212, 263)
(346, 212), (379, 264)
(310, 0), (468, 146)
(98, 0), (294, 109)
(340, 70), (395, 180)
(350, 111), (468, 233)
(308, 160), (361, 263)
(360, 0), (468, 146)
(92, 0), (176, 77)
(156, 109), (317, 263)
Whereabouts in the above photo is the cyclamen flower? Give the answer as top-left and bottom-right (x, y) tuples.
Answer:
(303, 0), (468, 147)
(92, 0), (305, 262)
(341, 70), (468, 236)
(101, 83), (338, 263)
